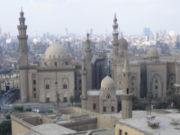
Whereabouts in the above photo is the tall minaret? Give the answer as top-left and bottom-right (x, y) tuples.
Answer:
(81, 58), (87, 109)
(17, 10), (29, 102)
(84, 33), (92, 89)
(120, 58), (133, 119)
(111, 14), (119, 89)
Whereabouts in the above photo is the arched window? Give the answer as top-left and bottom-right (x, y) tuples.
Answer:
(63, 84), (68, 89)
(106, 94), (111, 99)
(54, 62), (57, 67)
(45, 84), (50, 89)
(151, 74), (162, 98)
(62, 78), (68, 89)
(103, 106), (106, 112)
(168, 74), (175, 89)
(127, 88), (129, 94)
(111, 106), (114, 112)
(65, 61), (68, 65)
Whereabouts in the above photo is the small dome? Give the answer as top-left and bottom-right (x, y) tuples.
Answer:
(147, 48), (159, 58)
(119, 37), (128, 50)
(44, 43), (69, 60)
(101, 76), (114, 89)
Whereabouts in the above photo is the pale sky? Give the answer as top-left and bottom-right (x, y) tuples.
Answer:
(0, 0), (180, 36)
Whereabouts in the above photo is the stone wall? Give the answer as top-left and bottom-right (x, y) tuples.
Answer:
(11, 115), (33, 135)
(61, 107), (119, 129)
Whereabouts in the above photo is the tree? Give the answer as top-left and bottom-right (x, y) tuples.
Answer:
(69, 96), (74, 105)
(147, 91), (153, 103)
(14, 106), (24, 112)
(146, 91), (153, 115)
(173, 95), (180, 111)
(5, 114), (11, 120)
(0, 120), (11, 135)
(166, 88), (176, 105)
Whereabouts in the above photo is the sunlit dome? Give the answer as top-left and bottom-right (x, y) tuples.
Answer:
(147, 48), (159, 58)
(101, 76), (114, 89)
(44, 43), (69, 60)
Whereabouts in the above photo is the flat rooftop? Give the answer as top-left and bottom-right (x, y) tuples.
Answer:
(116, 110), (180, 135)
(32, 123), (76, 135)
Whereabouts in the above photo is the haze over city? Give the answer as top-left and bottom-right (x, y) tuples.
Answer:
(0, 0), (180, 36)
(1, 1), (180, 135)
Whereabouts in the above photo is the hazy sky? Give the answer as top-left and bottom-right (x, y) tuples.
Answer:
(0, 0), (180, 36)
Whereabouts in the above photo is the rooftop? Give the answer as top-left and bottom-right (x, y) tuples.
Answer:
(116, 110), (180, 135)
(32, 123), (76, 135)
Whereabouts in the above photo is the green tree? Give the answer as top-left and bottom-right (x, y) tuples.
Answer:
(5, 114), (11, 120)
(173, 95), (180, 111)
(147, 91), (153, 103)
(25, 108), (32, 112)
(166, 88), (176, 104)
(146, 91), (153, 114)
(69, 96), (74, 105)
(0, 120), (11, 135)
(14, 106), (24, 112)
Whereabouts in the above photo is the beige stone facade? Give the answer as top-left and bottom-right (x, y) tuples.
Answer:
(17, 11), (81, 103)
(111, 15), (179, 100)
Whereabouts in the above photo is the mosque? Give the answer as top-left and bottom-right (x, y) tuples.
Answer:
(18, 11), (180, 113)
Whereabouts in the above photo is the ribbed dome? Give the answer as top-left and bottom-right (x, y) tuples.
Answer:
(119, 37), (128, 50)
(101, 76), (114, 89)
(44, 43), (69, 60)
(147, 48), (159, 58)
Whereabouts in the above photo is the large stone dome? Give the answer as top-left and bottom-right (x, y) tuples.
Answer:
(44, 43), (69, 60)
(119, 37), (128, 50)
(147, 48), (159, 58)
(101, 76), (114, 90)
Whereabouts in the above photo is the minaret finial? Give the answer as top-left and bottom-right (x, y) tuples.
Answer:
(20, 7), (24, 17)
(87, 32), (90, 40)
(113, 13), (117, 24)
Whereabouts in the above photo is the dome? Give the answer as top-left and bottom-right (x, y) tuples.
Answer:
(44, 43), (69, 60)
(119, 37), (128, 50)
(101, 76), (114, 89)
(147, 48), (159, 58)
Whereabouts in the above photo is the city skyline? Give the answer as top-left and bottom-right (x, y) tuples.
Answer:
(0, 0), (180, 36)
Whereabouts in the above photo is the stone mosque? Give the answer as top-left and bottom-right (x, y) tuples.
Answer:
(18, 11), (180, 113)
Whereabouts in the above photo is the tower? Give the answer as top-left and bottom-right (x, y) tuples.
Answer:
(111, 14), (128, 90)
(112, 14), (119, 57)
(112, 14), (119, 89)
(120, 58), (133, 119)
(84, 33), (92, 89)
(81, 58), (87, 109)
(17, 10), (29, 102)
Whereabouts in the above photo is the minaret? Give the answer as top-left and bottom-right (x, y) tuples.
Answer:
(17, 10), (29, 102)
(81, 58), (87, 109)
(84, 33), (92, 89)
(111, 14), (119, 89)
(120, 58), (133, 119)
(112, 13), (119, 56)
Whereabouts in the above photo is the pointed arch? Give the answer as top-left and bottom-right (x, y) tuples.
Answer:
(150, 74), (163, 98)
